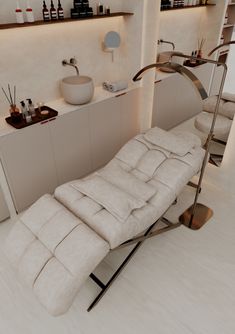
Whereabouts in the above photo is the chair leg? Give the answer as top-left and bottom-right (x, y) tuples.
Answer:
(209, 153), (223, 167)
(88, 217), (181, 311)
(88, 240), (144, 312)
(187, 181), (201, 193)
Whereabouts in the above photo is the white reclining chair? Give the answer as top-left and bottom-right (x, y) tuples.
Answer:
(195, 93), (235, 166)
(4, 126), (205, 316)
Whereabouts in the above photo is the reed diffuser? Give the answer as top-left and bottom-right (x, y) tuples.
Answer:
(197, 38), (206, 58)
(1, 84), (22, 123)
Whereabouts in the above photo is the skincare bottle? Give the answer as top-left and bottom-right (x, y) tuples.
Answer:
(15, 1), (24, 24)
(43, 1), (50, 21)
(26, 113), (32, 123)
(105, 6), (110, 15)
(27, 98), (36, 117)
(20, 101), (28, 119)
(50, 0), (57, 20)
(26, 0), (35, 22)
(97, 2), (104, 15)
(57, 0), (64, 20)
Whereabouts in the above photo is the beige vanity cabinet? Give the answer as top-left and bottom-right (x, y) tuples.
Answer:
(152, 73), (203, 130)
(119, 88), (140, 146)
(49, 107), (92, 185)
(89, 89), (140, 170)
(89, 96), (123, 170)
(0, 185), (9, 222)
(0, 122), (58, 212)
(0, 87), (140, 214)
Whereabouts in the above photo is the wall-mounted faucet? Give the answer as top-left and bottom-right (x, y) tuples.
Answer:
(62, 58), (79, 75)
(157, 39), (175, 50)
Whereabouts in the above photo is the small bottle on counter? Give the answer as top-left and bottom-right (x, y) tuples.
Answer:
(27, 99), (36, 117)
(9, 105), (22, 124)
(26, 0), (35, 22)
(42, 1), (50, 21)
(20, 101), (29, 120)
(15, 1), (24, 24)
(50, 0), (57, 20)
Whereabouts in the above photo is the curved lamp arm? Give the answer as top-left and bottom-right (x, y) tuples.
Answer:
(133, 61), (208, 100)
(132, 58), (227, 229)
(208, 40), (235, 57)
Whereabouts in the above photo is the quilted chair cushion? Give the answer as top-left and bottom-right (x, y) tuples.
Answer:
(4, 194), (109, 316)
(55, 129), (204, 249)
(195, 112), (232, 137)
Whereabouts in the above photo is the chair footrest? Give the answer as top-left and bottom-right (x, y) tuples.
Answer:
(4, 194), (109, 316)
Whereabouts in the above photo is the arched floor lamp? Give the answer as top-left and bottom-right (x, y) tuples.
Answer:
(133, 54), (228, 230)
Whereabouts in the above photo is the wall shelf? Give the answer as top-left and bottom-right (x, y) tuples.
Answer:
(0, 12), (133, 30)
(161, 4), (216, 11)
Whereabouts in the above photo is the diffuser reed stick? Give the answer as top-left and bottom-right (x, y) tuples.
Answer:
(1, 87), (12, 105)
(1, 84), (21, 122)
(8, 84), (14, 106)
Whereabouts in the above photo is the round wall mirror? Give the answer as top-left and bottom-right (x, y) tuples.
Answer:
(104, 31), (121, 49)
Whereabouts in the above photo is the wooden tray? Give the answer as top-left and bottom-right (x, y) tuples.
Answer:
(184, 59), (206, 67)
(5, 106), (58, 129)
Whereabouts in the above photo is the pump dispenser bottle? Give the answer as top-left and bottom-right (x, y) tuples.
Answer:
(26, 0), (35, 22)
(57, 0), (64, 19)
(50, 0), (57, 20)
(27, 99), (36, 117)
(15, 1), (24, 24)
(42, 1), (50, 21)
(20, 101), (28, 119)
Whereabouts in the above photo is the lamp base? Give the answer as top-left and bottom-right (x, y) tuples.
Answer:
(179, 203), (213, 230)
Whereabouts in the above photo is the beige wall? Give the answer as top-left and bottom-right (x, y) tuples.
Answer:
(0, 1), (145, 117)
(0, 0), (226, 128)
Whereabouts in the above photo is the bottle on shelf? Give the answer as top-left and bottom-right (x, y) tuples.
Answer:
(42, 1), (50, 21)
(15, 1), (24, 24)
(26, 0), (35, 23)
(105, 6), (110, 15)
(50, 0), (57, 20)
(97, 2), (104, 15)
(57, 0), (64, 20)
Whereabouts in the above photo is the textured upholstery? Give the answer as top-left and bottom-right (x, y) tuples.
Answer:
(196, 94), (235, 141)
(195, 112), (232, 137)
(4, 194), (109, 316)
(55, 131), (204, 249)
(4, 127), (204, 316)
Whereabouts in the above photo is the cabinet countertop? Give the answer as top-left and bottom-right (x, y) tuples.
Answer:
(0, 84), (140, 138)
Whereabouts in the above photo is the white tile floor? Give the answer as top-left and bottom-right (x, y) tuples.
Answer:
(0, 161), (235, 334)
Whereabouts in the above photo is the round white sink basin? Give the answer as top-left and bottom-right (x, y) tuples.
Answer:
(61, 75), (94, 105)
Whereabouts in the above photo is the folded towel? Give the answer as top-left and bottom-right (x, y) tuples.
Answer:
(203, 95), (225, 114)
(220, 102), (235, 120)
(222, 92), (235, 103)
(102, 80), (128, 93)
(73, 175), (145, 221)
(97, 161), (156, 202)
(143, 127), (195, 157)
